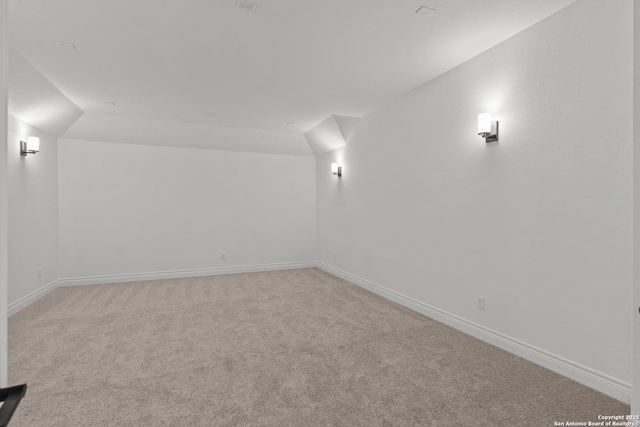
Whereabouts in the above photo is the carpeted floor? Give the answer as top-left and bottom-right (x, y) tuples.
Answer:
(8, 268), (630, 426)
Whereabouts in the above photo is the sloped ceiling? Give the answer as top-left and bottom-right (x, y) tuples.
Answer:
(304, 115), (360, 156)
(8, 48), (82, 137)
(64, 113), (312, 156)
(8, 0), (579, 155)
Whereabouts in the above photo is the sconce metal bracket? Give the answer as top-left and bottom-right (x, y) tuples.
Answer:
(481, 121), (499, 143)
(20, 140), (38, 156)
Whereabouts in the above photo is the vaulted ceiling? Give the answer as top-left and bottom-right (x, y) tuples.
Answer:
(8, 0), (578, 154)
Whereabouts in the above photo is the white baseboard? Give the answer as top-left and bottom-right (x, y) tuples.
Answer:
(8, 279), (60, 317)
(56, 261), (316, 287)
(9, 262), (315, 316)
(316, 262), (631, 404)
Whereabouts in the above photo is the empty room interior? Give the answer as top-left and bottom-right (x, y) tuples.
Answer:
(1, 0), (640, 425)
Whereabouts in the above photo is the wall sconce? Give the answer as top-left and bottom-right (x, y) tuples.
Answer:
(331, 163), (342, 178)
(478, 113), (498, 143)
(20, 137), (40, 156)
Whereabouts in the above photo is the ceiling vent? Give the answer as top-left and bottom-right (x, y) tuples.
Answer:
(415, 6), (436, 17)
(236, 1), (257, 12)
(55, 41), (76, 49)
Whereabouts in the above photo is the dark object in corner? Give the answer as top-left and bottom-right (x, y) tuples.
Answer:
(0, 384), (26, 427)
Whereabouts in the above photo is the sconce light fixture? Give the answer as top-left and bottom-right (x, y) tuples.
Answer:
(20, 137), (40, 156)
(331, 163), (342, 178)
(478, 113), (498, 143)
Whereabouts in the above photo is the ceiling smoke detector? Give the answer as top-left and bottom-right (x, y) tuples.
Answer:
(236, 0), (257, 12)
(415, 6), (436, 17)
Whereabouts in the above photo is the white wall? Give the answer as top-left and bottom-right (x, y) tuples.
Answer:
(58, 139), (316, 278)
(317, 0), (633, 398)
(7, 115), (59, 305)
(633, 0), (640, 414)
(0, 0), (8, 387)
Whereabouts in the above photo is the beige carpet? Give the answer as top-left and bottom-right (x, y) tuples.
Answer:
(8, 268), (629, 426)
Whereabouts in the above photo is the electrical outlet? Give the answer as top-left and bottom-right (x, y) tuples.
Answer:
(220, 253), (226, 261)
(332, 253), (336, 261)
(476, 295), (485, 310)
(37, 267), (42, 278)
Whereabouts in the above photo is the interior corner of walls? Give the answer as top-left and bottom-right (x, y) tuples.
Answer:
(8, 279), (59, 317)
(12, 262), (318, 315)
(57, 111), (85, 139)
(59, 262), (318, 288)
(7, 115), (61, 306)
(333, 115), (362, 143)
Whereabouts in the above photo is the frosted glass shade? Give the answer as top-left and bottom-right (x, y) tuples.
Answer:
(478, 113), (492, 135)
(27, 136), (40, 152)
(331, 163), (339, 174)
